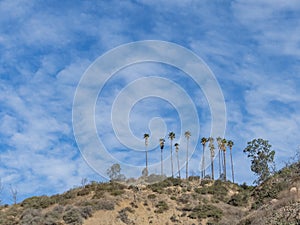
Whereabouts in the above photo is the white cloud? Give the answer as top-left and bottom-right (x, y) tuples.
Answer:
(0, 0), (300, 204)
(232, 0), (300, 56)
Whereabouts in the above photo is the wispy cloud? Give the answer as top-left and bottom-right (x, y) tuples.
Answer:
(0, 0), (300, 203)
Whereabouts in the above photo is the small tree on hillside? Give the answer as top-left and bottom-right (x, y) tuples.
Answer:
(243, 138), (275, 184)
(10, 185), (18, 205)
(107, 163), (126, 181)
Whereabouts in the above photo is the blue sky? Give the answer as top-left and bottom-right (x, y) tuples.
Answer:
(1, 0), (300, 204)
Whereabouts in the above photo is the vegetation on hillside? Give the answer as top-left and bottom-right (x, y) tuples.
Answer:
(0, 159), (299, 224)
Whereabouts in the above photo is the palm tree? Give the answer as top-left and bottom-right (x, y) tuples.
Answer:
(159, 138), (165, 176)
(175, 143), (180, 178)
(201, 137), (208, 179)
(143, 133), (150, 176)
(227, 140), (234, 183)
(221, 138), (227, 181)
(216, 137), (222, 178)
(184, 131), (191, 179)
(208, 137), (215, 180)
(168, 132), (175, 177)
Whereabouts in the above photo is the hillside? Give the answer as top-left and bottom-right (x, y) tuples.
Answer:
(0, 162), (299, 225)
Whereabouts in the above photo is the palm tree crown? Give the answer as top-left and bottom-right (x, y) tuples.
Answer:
(169, 132), (175, 140)
(221, 138), (227, 151)
(159, 138), (165, 150)
(227, 140), (234, 149)
(185, 131), (191, 139)
(174, 143), (179, 150)
(144, 133), (149, 145)
(201, 137), (208, 145)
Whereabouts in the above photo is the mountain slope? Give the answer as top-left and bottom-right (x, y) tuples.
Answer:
(0, 163), (299, 225)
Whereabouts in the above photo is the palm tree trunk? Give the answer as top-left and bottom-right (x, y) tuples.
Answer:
(170, 140), (174, 178)
(161, 149), (163, 176)
(218, 149), (221, 178)
(230, 148), (234, 183)
(223, 150), (226, 181)
(211, 157), (214, 180)
(177, 151), (180, 178)
(202, 146), (205, 178)
(186, 139), (189, 179)
(145, 146), (148, 176)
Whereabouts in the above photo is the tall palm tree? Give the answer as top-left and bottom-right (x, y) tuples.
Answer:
(208, 137), (215, 180)
(159, 138), (165, 176)
(227, 140), (235, 183)
(184, 131), (191, 179)
(168, 132), (175, 177)
(143, 133), (150, 176)
(201, 137), (208, 179)
(216, 137), (222, 178)
(175, 143), (180, 178)
(221, 138), (227, 181)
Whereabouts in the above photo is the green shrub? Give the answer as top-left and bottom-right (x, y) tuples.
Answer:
(44, 210), (62, 223)
(21, 196), (54, 209)
(92, 199), (115, 211)
(110, 189), (124, 196)
(196, 181), (229, 202)
(170, 196), (176, 200)
(148, 177), (182, 193)
(20, 208), (43, 225)
(188, 204), (223, 221)
(228, 191), (250, 207)
(188, 176), (200, 181)
(130, 201), (138, 209)
(79, 206), (93, 219)
(201, 179), (213, 186)
(93, 182), (125, 198)
(22, 216), (44, 225)
(43, 205), (64, 224)
(177, 194), (190, 204)
(77, 188), (90, 196)
(147, 194), (156, 199)
(170, 214), (180, 223)
(251, 180), (289, 208)
(148, 184), (164, 194)
(194, 187), (203, 194)
(117, 207), (136, 224)
(63, 190), (77, 199)
(63, 207), (83, 225)
(117, 209), (131, 224)
(52, 205), (64, 213)
(240, 182), (254, 191)
(44, 217), (59, 225)
(0, 206), (23, 225)
(154, 200), (169, 213)
(181, 205), (193, 212)
(92, 190), (105, 199)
